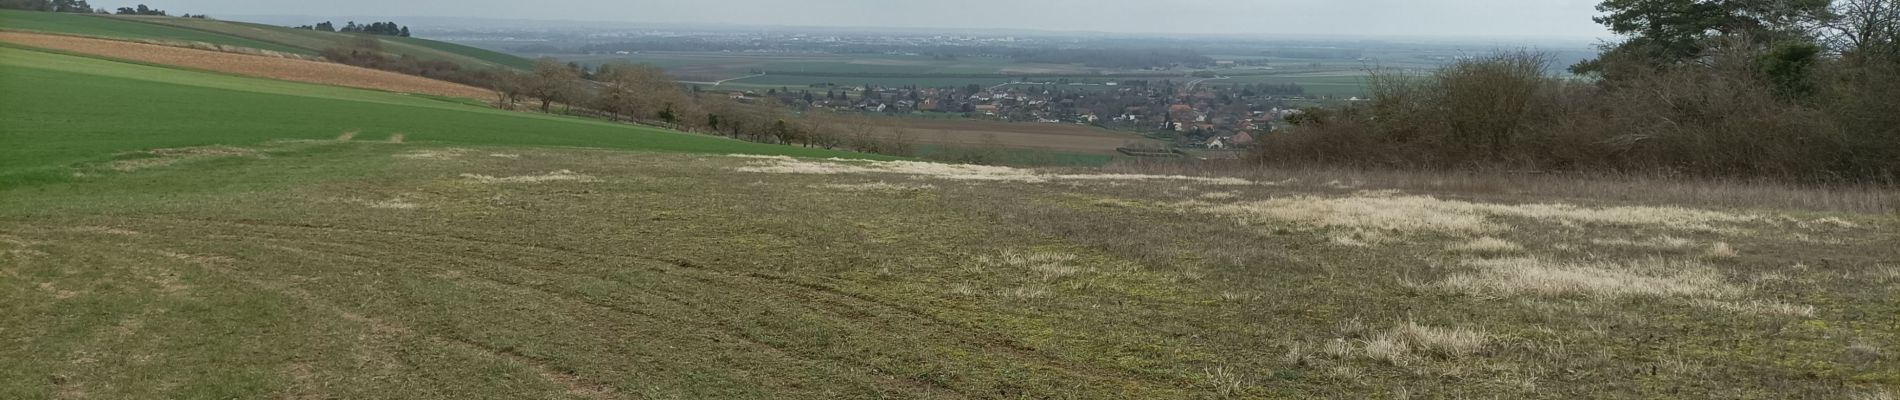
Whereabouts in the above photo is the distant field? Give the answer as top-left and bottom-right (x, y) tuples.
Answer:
(0, 32), (491, 100)
(0, 9), (306, 54)
(1215, 73), (1372, 97)
(0, 46), (874, 186)
(725, 74), (1016, 89)
(548, 51), (1104, 82)
(884, 118), (1158, 155)
(0, 10), (531, 70)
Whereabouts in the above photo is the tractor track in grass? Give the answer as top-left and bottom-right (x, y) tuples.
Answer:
(123, 216), (1161, 392)
(254, 238), (969, 398)
(124, 244), (625, 400)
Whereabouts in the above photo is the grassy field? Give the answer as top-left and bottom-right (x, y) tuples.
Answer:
(0, 10), (532, 69)
(0, 46), (873, 187)
(1, 144), (1894, 398)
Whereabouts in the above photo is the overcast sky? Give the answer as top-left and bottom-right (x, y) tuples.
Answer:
(120, 0), (1613, 39)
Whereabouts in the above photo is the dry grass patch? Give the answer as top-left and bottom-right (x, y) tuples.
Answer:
(353, 198), (420, 209)
(397, 148), (470, 160)
(1691, 299), (1816, 317)
(1441, 257), (1741, 300)
(108, 146), (259, 172)
(1591, 236), (1697, 251)
(731, 156), (1251, 185)
(1326, 322), (1490, 366)
(460, 170), (600, 184)
(974, 250), (1087, 281)
(818, 182), (936, 193)
(1199, 191), (1240, 200)
(1448, 237), (1524, 257)
(1197, 195), (1500, 236)
(1191, 193), (1764, 242)
(1703, 242), (1739, 259)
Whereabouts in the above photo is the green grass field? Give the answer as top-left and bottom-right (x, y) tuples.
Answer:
(0, 46), (873, 187)
(0, 10), (533, 69)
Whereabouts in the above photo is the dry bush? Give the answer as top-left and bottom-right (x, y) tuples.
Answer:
(1250, 48), (1900, 184)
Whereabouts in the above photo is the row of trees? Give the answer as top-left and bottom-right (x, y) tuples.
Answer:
(0, 1), (187, 16)
(0, 0), (97, 13)
(1258, 0), (1900, 183)
(296, 21), (410, 37)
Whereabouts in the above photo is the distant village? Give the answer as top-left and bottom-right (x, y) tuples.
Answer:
(725, 79), (1338, 150)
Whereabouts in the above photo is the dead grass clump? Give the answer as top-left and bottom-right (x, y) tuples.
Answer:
(1200, 366), (1246, 398)
(1337, 322), (1490, 366)
(1441, 257), (1740, 300)
(1449, 237), (1524, 256)
(975, 250), (1086, 281)
(1384, 321), (1489, 358)
(1703, 242), (1740, 259)
(819, 182), (936, 193)
(460, 170), (600, 184)
(1691, 299), (1816, 317)
(1591, 236), (1697, 251)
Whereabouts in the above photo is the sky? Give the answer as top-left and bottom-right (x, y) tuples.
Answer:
(116, 0), (1614, 39)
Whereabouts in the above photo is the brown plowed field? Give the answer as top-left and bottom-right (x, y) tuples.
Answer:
(0, 31), (493, 100)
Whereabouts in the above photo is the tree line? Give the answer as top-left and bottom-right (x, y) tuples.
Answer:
(296, 21), (409, 37)
(1, 1), (197, 17)
(1259, 0), (1900, 184)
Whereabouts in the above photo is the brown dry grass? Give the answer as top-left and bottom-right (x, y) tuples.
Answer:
(1104, 160), (1900, 214)
(0, 31), (492, 100)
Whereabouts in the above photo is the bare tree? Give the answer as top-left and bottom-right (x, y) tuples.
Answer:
(525, 58), (582, 113)
(1827, 0), (1900, 61)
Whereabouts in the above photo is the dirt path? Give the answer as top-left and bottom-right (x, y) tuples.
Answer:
(0, 31), (493, 100)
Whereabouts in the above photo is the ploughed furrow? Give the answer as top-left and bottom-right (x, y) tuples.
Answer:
(119, 216), (1170, 396)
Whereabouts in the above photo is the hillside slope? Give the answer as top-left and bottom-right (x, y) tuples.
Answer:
(0, 32), (492, 100)
(0, 9), (533, 69)
(0, 46), (876, 187)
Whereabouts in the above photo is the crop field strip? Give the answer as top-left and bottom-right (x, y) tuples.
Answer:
(0, 45), (879, 187)
(0, 10), (531, 70)
(0, 32), (493, 100)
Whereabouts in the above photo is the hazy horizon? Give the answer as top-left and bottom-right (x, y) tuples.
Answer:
(106, 0), (1615, 40)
